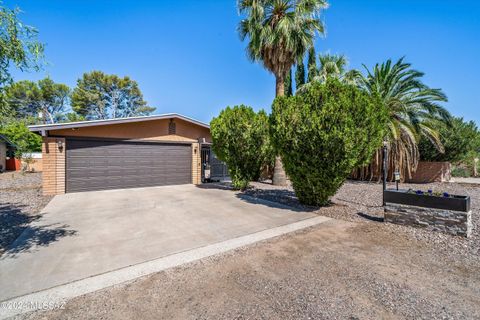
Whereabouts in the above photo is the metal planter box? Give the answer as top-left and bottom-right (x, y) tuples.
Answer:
(384, 189), (470, 212)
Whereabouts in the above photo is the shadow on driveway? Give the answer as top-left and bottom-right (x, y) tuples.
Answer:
(197, 182), (320, 213)
(0, 203), (77, 258)
(235, 193), (319, 213)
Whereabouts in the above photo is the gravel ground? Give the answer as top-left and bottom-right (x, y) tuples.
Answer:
(0, 172), (52, 255)
(22, 180), (480, 320)
(23, 219), (480, 320)
(247, 180), (480, 263)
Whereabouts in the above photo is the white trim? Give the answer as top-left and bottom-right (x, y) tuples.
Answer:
(28, 113), (210, 132)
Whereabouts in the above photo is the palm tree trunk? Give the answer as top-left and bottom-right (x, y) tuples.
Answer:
(275, 75), (285, 97)
(272, 74), (288, 186)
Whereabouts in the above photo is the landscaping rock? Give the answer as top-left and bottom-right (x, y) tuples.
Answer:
(0, 172), (53, 255)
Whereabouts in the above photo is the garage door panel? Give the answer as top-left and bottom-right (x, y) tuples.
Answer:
(66, 139), (192, 193)
(67, 169), (191, 180)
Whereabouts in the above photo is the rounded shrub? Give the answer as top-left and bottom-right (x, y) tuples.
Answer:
(270, 79), (387, 206)
(211, 105), (273, 190)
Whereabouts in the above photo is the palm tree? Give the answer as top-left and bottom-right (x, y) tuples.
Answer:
(296, 53), (361, 93)
(238, 0), (328, 97)
(238, 0), (328, 185)
(318, 53), (347, 80)
(353, 57), (450, 181)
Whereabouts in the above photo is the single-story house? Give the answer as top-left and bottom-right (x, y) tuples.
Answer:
(0, 134), (16, 172)
(29, 113), (221, 195)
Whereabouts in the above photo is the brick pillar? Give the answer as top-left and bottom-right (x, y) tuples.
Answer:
(191, 143), (201, 184)
(42, 137), (66, 195)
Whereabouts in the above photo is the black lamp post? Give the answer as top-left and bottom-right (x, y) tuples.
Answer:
(382, 139), (388, 206)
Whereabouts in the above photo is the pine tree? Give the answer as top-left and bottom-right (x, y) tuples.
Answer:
(295, 59), (306, 91)
(71, 71), (155, 120)
(284, 69), (293, 96)
(307, 47), (318, 82)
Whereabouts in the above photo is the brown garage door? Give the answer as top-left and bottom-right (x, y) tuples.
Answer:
(66, 138), (192, 193)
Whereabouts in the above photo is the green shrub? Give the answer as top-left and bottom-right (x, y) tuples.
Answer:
(211, 105), (273, 190)
(0, 119), (41, 157)
(451, 166), (471, 178)
(270, 79), (387, 206)
(419, 117), (479, 162)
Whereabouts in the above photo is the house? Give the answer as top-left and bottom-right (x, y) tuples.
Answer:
(29, 113), (217, 195)
(0, 134), (16, 172)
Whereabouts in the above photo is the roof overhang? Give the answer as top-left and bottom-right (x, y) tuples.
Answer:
(0, 134), (16, 148)
(28, 113), (210, 134)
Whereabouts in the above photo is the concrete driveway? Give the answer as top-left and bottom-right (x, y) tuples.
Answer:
(0, 184), (319, 302)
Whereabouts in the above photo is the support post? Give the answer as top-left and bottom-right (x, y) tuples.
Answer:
(382, 140), (388, 206)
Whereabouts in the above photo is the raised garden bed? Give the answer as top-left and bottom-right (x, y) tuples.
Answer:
(384, 189), (472, 237)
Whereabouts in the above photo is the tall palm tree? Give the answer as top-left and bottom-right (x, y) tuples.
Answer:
(238, 0), (328, 97)
(238, 0), (328, 185)
(353, 57), (450, 181)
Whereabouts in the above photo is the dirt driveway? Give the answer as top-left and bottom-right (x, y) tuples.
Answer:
(24, 182), (480, 320)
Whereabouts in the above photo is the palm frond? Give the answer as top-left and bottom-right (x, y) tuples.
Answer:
(354, 57), (451, 180)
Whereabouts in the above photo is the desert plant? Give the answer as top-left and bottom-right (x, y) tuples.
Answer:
(270, 79), (386, 205)
(210, 105), (273, 190)
(21, 153), (34, 172)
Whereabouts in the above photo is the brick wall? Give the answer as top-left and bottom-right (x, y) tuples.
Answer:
(407, 161), (451, 183)
(191, 142), (201, 184)
(42, 137), (65, 195)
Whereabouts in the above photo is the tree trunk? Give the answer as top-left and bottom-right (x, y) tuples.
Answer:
(275, 75), (285, 97)
(272, 156), (288, 186)
(272, 74), (288, 186)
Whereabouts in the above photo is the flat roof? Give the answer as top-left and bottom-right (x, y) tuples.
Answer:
(28, 113), (210, 132)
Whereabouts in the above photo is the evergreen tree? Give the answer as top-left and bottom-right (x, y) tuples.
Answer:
(71, 71), (155, 120)
(307, 47), (318, 82)
(295, 59), (306, 90)
(284, 69), (293, 96)
(4, 78), (69, 124)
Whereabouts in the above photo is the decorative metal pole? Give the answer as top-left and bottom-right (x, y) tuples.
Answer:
(382, 139), (388, 206)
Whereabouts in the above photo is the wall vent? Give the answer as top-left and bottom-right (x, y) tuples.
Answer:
(169, 119), (176, 135)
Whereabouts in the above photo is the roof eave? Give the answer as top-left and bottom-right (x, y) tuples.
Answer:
(28, 113), (210, 133)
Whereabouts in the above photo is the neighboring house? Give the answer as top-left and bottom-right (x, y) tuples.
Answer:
(0, 134), (16, 172)
(29, 113), (218, 195)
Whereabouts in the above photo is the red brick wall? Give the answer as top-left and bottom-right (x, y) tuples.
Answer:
(407, 161), (451, 183)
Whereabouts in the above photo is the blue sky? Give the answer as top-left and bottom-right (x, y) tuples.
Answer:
(9, 0), (480, 125)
